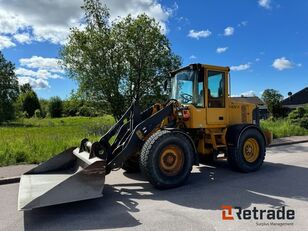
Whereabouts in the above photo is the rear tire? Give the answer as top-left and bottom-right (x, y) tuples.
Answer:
(140, 130), (193, 189)
(228, 128), (266, 172)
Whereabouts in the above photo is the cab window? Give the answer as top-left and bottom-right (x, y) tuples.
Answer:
(207, 71), (225, 108)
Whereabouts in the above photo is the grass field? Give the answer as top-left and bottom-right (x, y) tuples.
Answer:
(261, 119), (308, 138)
(1, 116), (307, 166)
(0, 116), (114, 166)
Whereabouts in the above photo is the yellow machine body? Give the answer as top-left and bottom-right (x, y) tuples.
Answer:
(169, 64), (261, 156)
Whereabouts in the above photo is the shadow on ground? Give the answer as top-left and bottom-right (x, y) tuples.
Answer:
(24, 159), (308, 230)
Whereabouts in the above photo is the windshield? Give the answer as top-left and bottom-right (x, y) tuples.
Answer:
(170, 69), (204, 107)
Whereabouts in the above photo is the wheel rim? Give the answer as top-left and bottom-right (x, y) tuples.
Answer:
(159, 145), (184, 176)
(243, 138), (260, 163)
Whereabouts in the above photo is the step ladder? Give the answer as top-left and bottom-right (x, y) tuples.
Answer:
(207, 130), (227, 150)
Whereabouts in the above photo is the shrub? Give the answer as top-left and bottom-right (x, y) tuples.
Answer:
(299, 117), (308, 129)
(78, 105), (96, 117)
(261, 119), (308, 138)
(49, 97), (63, 118)
(22, 111), (29, 118)
(39, 99), (49, 118)
(34, 109), (42, 118)
(63, 99), (80, 117)
(288, 106), (308, 129)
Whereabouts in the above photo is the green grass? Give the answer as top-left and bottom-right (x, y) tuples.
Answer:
(0, 116), (114, 166)
(261, 119), (308, 138)
(2, 115), (307, 166)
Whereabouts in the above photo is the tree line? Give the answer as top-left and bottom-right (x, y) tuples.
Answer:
(0, 0), (181, 122)
(0, 47), (107, 121)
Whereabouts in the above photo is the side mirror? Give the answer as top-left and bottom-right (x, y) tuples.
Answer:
(163, 79), (168, 91)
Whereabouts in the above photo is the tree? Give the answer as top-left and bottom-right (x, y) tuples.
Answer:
(113, 14), (181, 108)
(16, 84), (41, 118)
(49, 96), (63, 118)
(39, 98), (49, 118)
(0, 51), (19, 122)
(61, 0), (181, 119)
(20, 83), (32, 94)
(261, 89), (284, 118)
(22, 91), (41, 117)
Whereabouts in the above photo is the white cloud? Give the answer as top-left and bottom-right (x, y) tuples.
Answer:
(108, 0), (175, 33)
(272, 57), (293, 71)
(258, 0), (271, 9)
(18, 77), (50, 89)
(224, 27), (234, 36)
(15, 68), (62, 79)
(189, 55), (197, 59)
(232, 90), (256, 97)
(13, 33), (31, 44)
(0, 35), (16, 50)
(0, 0), (173, 44)
(238, 21), (248, 27)
(0, 10), (27, 34)
(255, 58), (260, 62)
(230, 63), (251, 71)
(188, 29), (212, 39)
(16, 56), (65, 90)
(19, 56), (64, 73)
(216, 47), (228, 54)
(241, 90), (256, 97)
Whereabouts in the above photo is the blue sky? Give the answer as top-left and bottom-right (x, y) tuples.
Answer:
(0, 0), (307, 99)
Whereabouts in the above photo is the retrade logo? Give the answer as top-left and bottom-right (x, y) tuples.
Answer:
(221, 205), (295, 221)
(221, 205), (234, 220)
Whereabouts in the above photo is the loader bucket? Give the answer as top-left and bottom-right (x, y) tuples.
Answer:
(18, 147), (106, 211)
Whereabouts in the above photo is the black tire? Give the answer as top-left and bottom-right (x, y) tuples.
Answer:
(122, 155), (140, 173)
(227, 128), (266, 172)
(140, 130), (193, 189)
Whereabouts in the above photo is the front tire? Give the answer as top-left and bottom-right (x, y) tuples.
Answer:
(140, 130), (193, 189)
(228, 128), (266, 172)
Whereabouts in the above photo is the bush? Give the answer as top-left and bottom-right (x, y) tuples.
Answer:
(78, 105), (96, 117)
(288, 106), (308, 129)
(63, 100), (80, 117)
(0, 103), (16, 122)
(34, 109), (42, 118)
(261, 119), (308, 138)
(22, 111), (29, 118)
(49, 97), (63, 118)
(39, 99), (49, 118)
(300, 118), (308, 129)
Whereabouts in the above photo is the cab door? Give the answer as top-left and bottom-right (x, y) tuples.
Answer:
(206, 69), (227, 125)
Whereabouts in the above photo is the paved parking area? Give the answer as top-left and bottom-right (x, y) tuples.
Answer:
(0, 143), (307, 231)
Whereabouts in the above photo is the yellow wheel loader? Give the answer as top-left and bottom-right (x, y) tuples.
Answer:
(18, 63), (267, 210)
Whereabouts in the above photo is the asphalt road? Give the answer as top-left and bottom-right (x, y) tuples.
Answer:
(1, 143), (308, 231)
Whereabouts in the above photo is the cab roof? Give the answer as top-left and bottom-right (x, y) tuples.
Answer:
(170, 63), (230, 76)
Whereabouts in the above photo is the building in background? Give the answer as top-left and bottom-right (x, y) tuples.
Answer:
(281, 87), (308, 110)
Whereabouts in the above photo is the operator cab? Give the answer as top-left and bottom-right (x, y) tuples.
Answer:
(170, 63), (230, 126)
(170, 64), (204, 107)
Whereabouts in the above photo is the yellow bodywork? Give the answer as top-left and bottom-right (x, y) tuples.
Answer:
(176, 64), (258, 156)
